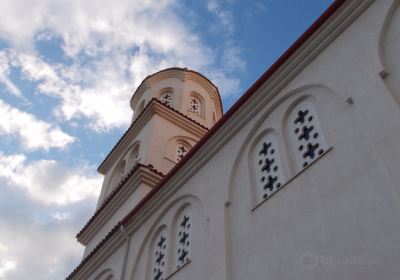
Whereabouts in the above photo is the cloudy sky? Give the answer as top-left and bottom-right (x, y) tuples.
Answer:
(0, 0), (333, 279)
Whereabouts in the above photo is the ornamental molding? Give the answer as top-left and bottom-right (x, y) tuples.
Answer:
(78, 165), (163, 245)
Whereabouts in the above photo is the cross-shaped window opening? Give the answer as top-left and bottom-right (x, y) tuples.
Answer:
(160, 93), (172, 107)
(189, 97), (201, 115)
(176, 143), (190, 162)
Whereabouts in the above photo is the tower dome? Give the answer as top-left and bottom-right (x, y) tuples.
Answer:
(130, 67), (223, 129)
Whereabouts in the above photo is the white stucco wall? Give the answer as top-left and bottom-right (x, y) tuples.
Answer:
(78, 1), (400, 279)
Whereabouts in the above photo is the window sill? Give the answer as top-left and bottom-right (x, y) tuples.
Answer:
(166, 260), (191, 279)
(251, 146), (333, 212)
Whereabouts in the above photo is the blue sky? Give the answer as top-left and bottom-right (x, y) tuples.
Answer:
(0, 0), (333, 278)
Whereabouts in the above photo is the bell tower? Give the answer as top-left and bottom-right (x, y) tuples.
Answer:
(77, 68), (222, 255)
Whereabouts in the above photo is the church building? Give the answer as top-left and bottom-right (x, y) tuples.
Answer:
(67, 0), (400, 279)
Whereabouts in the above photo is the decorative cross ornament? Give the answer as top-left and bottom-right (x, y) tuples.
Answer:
(291, 102), (328, 170)
(259, 142), (272, 156)
(294, 109), (309, 124)
(160, 93), (172, 107)
(255, 136), (284, 202)
(153, 232), (167, 280)
(298, 125), (314, 141)
(264, 175), (278, 192)
(180, 215), (189, 227)
(176, 211), (191, 268)
(189, 97), (201, 115)
(157, 236), (166, 248)
(176, 144), (189, 162)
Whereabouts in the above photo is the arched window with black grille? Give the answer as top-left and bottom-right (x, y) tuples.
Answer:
(289, 101), (328, 171)
(253, 132), (284, 202)
(151, 227), (168, 280)
(174, 206), (192, 269)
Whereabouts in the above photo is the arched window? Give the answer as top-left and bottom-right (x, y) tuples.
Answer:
(189, 95), (202, 116)
(174, 207), (192, 269)
(114, 160), (126, 184)
(253, 133), (284, 201)
(151, 227), (168, 280)
(176, 142), (190, 162)
(129, 144), (140, 168)
(118, 160), (126, 180)
(160, 92), (173, 107)
(289, 101), (328, 171)
(108, 160), (126, 195)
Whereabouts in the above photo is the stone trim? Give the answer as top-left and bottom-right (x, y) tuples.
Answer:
(77, 164), (163, 244)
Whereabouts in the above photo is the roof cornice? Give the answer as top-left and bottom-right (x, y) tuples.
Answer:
(97, 99), (208, 174)
(77, 164), (164, 244)
(66, 1), (374, 278)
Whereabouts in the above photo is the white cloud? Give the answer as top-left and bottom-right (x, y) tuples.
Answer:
(0, 244), (8, 254)
(0, 52), (22, 98)
(8, 51), (135, 130)
(207, 0), (235, 35)
(0, 1), (247, 278)
(206, 0), (246, 87)
(51, 211), (72, 222)
(0, 153), (101, 205)
(221, 44), (246, 73)
(0, 99), (75, 151)
(0, 260), (17, 279)
(0, 209), (85, 280)
(209, 71), (241, 98)
(0, 152), (99, 279)
(0, 0), (244, 131)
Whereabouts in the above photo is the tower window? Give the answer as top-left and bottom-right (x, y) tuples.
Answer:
(289, 101), (328, 171)
(176, 142), (190, 162)
(189, 96), (201, 115)
(118, 161), (126, 180)
(152, 228), (168, 280)
(108, 160), (126, 195)
(175, 208), (191, 269)
(112, 160), (126, 184)
(160, 92), (173, 107)
(254, 133), (284, 201)
(129, 144), (140, 168)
